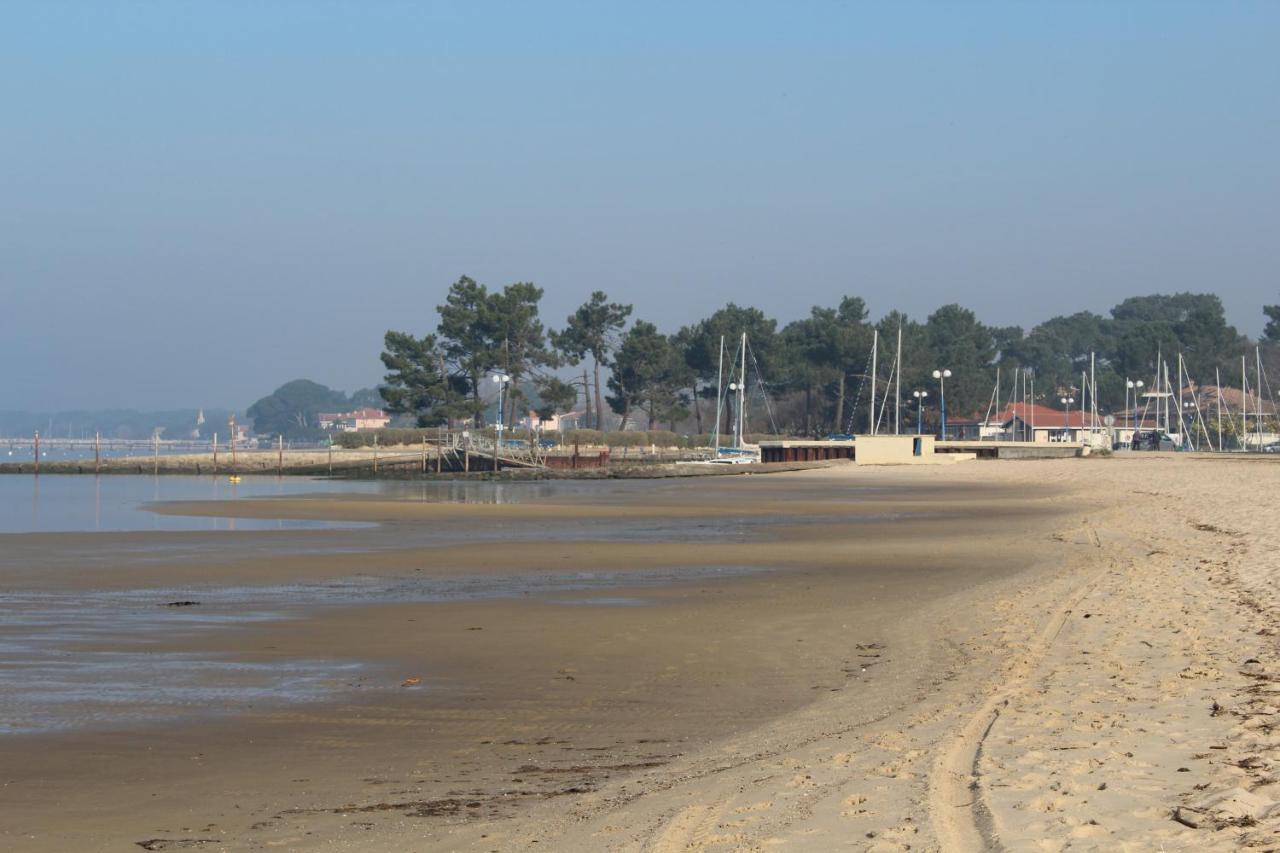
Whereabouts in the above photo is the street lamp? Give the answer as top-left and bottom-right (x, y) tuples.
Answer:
(728, 380), (742, 447)
(931, 369), (951, 439)
(1060, 396), (1075, 442)
(491, 373), (512, 436)
(912, 390), (929, 436)
(1126, 379), (1144, 441)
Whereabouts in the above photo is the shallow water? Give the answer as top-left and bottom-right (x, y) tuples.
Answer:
(0, 475), (768, 533)
(0, 566), (763, 734)
(0, 474), (900, 735)
(0, 475), (386, 533)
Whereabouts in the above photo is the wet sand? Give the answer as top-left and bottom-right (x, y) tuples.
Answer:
(4, 458), (1274, 850)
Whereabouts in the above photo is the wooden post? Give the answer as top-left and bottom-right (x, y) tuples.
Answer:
(33, 430), (39, 476)
(278, 434), (283, 475)
(373, 434), (378, 474)
(94, 431), (101, 474)
(212, 433), (218, 474)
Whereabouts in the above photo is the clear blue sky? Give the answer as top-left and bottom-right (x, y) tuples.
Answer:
(3, 2), (1277, 410)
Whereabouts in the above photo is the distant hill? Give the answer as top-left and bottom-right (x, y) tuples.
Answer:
(0, 409), (239, 441)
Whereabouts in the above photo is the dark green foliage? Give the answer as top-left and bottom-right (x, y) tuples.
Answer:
(551, 291), (632, 429)
(1108, 293), (1242, 381)
(1265, 304), (1280, 343)
(533, 377), (579, 420)
(433, 275), (559, 426)
(379, 331), (460, 426)
(362, 284), (1257, 440)
(923, 304), (997, 418)
(247, 379), (350, 441)
(606, 321), (688, 429)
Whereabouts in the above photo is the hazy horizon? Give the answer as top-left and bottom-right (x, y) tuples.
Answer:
(4, 3), (1277, 411)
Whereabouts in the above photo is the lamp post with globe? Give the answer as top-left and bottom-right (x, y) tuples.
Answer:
(491, 373), (511, 469)
(912, 390), (929, 436)
(931, 369), (951, 439)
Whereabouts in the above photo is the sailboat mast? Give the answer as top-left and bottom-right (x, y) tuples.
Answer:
(1216, 367), (1223, 451)
(1160, 360), (1168, 434)
(994, 366), (1000, 439)
(869, 329), (878, 436)
(895, 325), (902, 435)
(1242, 354), (1249, 450)
(1090, 351), (1096, 432)
(737, 333), (747, 449)
(1179, 352), (1187, 446)
(713, 335), (724, 449)
(1257, 346), (1264, 450)
(1081, 369), (1087, 441)
(1030, 372), (1035, 438)
(1155, 346), (1162, 434)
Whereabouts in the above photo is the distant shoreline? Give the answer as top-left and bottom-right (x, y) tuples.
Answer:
(0, 452), (845, 479)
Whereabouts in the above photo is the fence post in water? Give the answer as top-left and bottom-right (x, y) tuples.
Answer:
(34, 430), (39, 476)
(95, 431), (101, 474)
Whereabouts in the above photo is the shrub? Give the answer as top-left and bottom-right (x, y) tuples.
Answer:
(603, 431), (648, 447)
(645, 430), (679, 447)
(563, 429), (603, 446)
(332, 428), (444, 449)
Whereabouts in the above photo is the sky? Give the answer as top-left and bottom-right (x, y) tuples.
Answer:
(2, 1), (1278, 411)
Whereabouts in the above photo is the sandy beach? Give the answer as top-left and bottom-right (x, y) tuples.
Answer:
(1, 456), (1278, 851)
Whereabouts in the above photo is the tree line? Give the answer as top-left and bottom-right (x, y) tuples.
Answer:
(377, 278), (1277, 437)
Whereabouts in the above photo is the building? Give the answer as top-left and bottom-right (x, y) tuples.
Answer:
(516, 409), (586, 432)
(317, 408), (391, 432)
(997, 402), (1100, 444)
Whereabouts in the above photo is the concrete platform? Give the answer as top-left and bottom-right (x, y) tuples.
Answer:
(759, 435), (973, 466)
(935, 440), (1083, 459)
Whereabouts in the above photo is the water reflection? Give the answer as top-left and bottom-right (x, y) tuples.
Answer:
(1, 475), (380, 534)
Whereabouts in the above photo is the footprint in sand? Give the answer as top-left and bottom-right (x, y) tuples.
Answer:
(839, 793), (875, 818)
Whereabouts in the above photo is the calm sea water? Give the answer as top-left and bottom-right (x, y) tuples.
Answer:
(0, 475), (709, 534)
(0, 474), (868, 734)
(0, 566), (759, 734)
(0, 475), (385, 533)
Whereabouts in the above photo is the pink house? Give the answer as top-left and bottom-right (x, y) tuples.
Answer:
(318, 408), (391, 432)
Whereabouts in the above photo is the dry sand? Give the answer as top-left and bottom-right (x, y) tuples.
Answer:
(1, 456), (1277, 851)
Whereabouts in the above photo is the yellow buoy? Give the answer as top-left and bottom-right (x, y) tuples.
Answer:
(228, 475), (241, 483)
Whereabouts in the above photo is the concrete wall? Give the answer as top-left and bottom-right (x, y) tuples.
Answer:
(853, 434), (935, 465)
